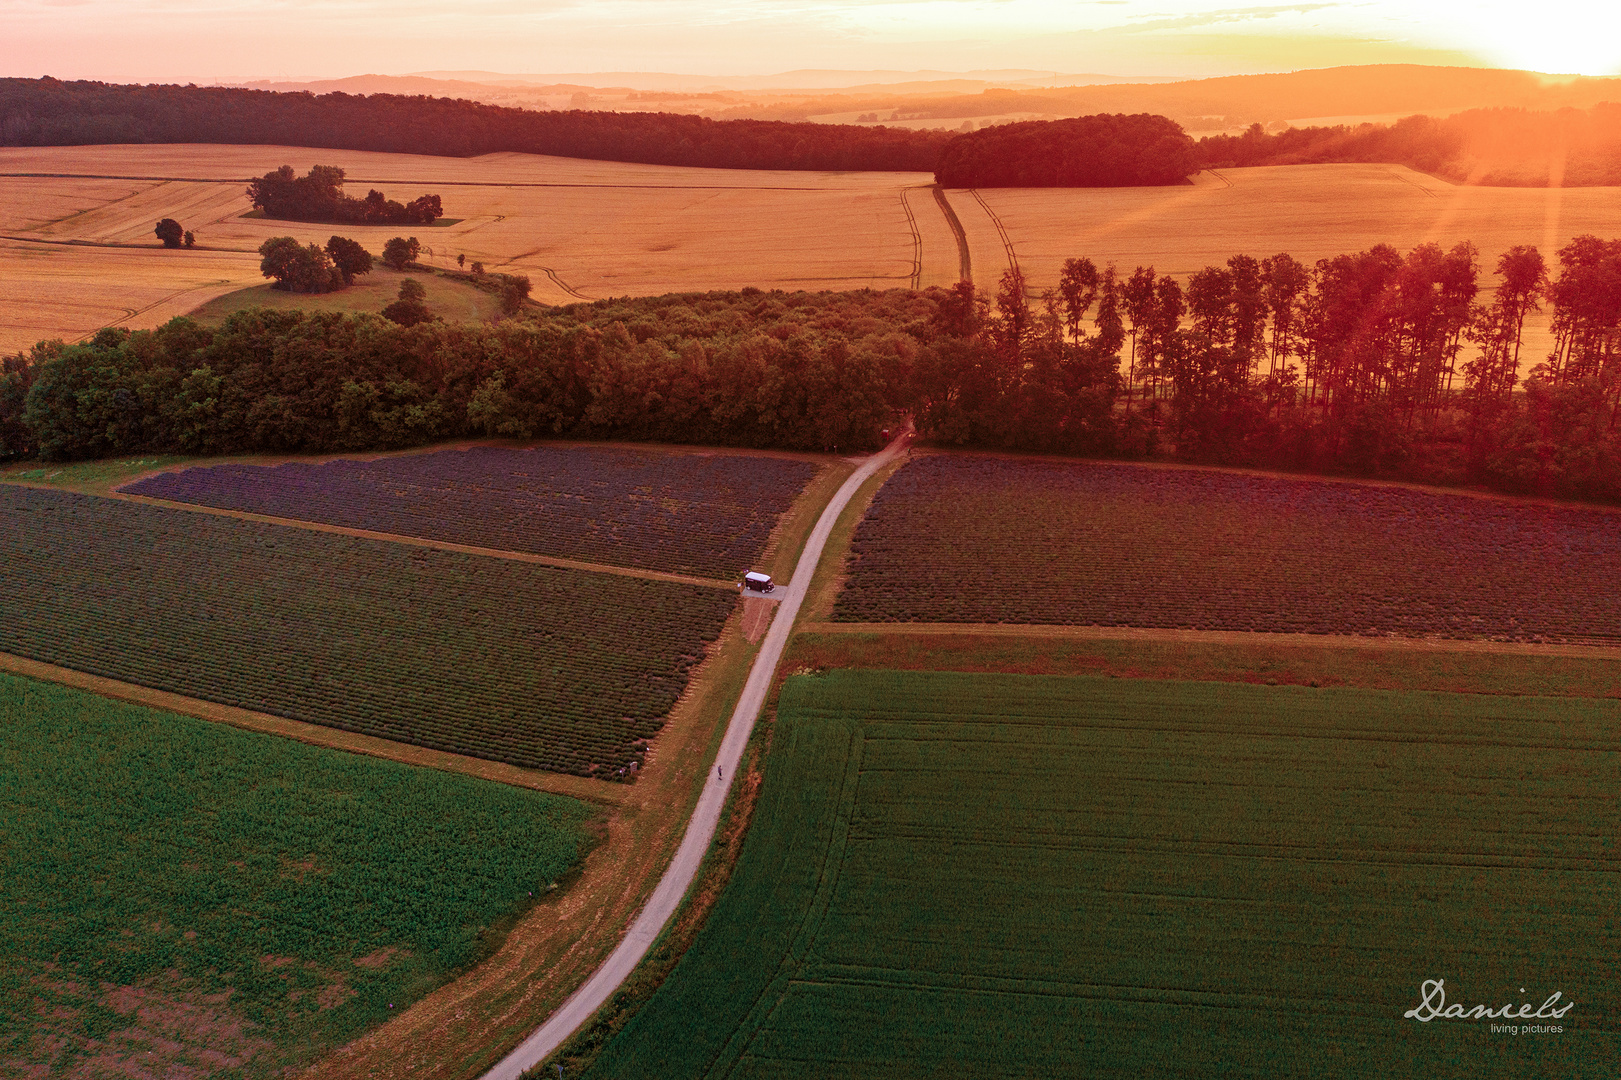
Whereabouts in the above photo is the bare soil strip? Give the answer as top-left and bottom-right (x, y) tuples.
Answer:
(0, 651), (627, 805)
(800, 621), (1621, 660)
(103, 489), (740, 590)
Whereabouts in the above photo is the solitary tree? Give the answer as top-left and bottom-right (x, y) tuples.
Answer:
(324, 235), (374, 285)
(381, 236), (422, 270)
(498, 274), (532, 316)
(182, 230), (196, 248)
(154, 218), (184, 248)
(456, 253), (466, 269)
(381, 276), (433, 326)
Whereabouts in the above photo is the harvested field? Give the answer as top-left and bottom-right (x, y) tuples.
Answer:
(834, 453), (1621, 640)
(0, 673), (594, 1080)
(0, 485), (735, 776)
(0, 144), (944, 351)
(122, 444), (822, 579)
(586, 669), (1620, 1079)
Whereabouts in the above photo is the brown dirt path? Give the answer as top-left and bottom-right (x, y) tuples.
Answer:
(299, 597), (760, 1080)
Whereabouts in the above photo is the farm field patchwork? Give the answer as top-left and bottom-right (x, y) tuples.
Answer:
(834, 453), (1621, 641)
(0, 673), (595, 1079)
(123, 444), (822, 579)
(0, 485), (735, 775)
(586, 669), (1620, 1079)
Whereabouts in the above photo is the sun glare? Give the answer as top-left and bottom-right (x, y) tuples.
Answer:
(1441, 1), (1621, 75)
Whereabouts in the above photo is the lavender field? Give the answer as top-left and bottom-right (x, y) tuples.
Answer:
(836, 454), (1621, 641)
(123, 446), (821, 579)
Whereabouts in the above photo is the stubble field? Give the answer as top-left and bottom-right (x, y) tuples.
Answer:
(586, 669), (1619, 1079)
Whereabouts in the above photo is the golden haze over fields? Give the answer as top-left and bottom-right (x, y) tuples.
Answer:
(3, 144), (1619, 364)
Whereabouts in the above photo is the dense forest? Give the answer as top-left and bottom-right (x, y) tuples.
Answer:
(934, 114), (1199, 187)
(247, 165), (443, 224)
(5, 233), (1621, 502)
(0, 78), (950, 172)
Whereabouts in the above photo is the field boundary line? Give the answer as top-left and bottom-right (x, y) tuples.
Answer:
(899, 186), (924, 290)
(479, 430), (912, 1080)
(106, 489), (740, 589)
(931, 184), (972, 283)
(0, 650), (629, 805)
(0, 172), (839, 192)
(797, 622), (1621, 659)
(969, 188), (1019, 276)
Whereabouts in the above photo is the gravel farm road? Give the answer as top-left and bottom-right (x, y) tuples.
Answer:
(481, 430), (911, 1080)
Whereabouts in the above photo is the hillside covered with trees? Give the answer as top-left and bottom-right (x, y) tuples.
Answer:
(934, 114), (1199, 187)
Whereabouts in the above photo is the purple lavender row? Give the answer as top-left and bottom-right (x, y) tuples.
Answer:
(835, 454), (1621, 640)
(123, 446), (819, 579)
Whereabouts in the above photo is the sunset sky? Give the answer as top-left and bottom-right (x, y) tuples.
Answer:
(4, 0), (1619, 84)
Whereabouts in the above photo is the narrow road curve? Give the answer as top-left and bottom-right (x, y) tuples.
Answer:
(481, 430), (911, 1080)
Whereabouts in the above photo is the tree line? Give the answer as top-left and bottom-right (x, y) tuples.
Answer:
(246, 165), (443, 224)
(4, 237), (1619, 501)
(1198, 105), (1621, 186)
(934, 114), (1199, 187)
(0, 78), (951, 172)
(917, 234), (1621, 499)
(0, 289), (923, 461)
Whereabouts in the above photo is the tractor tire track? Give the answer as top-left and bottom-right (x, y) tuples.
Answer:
(970, 188), (1020, 277)
(898, 187), (924, 290)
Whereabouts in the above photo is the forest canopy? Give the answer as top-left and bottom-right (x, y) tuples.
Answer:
(934, 114), (1201, 187)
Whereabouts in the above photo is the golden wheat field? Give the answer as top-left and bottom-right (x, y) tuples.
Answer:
(950, 163), (1621, 362)
(4, 144), (1620, 361)
(0, 144), (942, 353)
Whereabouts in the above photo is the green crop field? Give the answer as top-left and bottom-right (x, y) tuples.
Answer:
(0, 486), (736, 776)
(0, 673), (595, 1078)
(587, 670), (1619, 1078)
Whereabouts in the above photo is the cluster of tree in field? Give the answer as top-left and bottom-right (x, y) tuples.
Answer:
(917, 235), (1621, 499)
(1197, 105), (1621, 186)
(0, 78), (951, 172)
(0, 289), (923, 461)
(257, 234), (374, 293)
(934, 114), (1200, 187)
(246, 165), (443, 224)
(153, 218), (194, 248)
